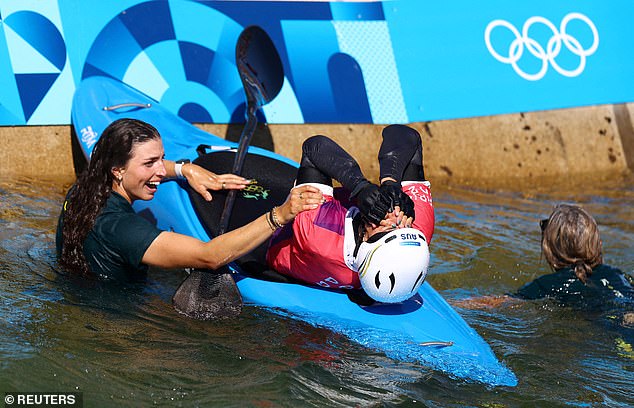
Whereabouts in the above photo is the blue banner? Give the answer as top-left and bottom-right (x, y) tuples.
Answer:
(0, 0), (632, 125)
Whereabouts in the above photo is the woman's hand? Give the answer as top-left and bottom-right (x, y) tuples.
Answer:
(276, 185), (324, 224)
(379, 206), (413, 230)
(183, 163), (249, 201)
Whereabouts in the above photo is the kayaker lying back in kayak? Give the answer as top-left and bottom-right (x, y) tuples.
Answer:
(56, 118), (324, 281)
(266, 124), (436, 304)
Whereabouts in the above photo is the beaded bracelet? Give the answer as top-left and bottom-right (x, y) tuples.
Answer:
(265, 211), (277, 231)
(269, 206), (284, 229)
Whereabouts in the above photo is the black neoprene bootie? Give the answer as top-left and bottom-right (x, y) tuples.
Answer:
(379, 124), (424, 182)
(379, 124), (425, 182)
(402, 140), (425, 181)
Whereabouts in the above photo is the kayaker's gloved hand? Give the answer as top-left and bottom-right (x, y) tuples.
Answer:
(351, 181), (392, 226)
(380, 181), (415, 220)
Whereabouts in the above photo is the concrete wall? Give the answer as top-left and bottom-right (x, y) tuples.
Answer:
(0, 125), (75, 183)
(2, 103), (633, 188)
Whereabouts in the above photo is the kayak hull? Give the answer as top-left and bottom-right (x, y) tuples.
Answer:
(71, 76), (517, 386)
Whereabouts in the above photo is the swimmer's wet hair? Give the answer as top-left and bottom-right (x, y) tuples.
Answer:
(60, 118), (161, 276)
(541, 203), (603, 283)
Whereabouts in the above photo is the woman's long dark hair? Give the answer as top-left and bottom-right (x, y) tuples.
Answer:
(60, 118), (161, 275)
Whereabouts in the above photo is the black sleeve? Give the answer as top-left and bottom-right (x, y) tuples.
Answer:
(515, 279), (546, 300)
(515, 272), (563, 300)
(110, 214), (162, 268)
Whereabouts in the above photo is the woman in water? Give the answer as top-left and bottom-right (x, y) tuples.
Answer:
(517, 203), (634, 305)
(56, 118), (323, 282)
(457, 203), (634, 315)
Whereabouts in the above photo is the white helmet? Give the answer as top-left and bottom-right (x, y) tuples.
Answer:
(354, 228), (429, 303)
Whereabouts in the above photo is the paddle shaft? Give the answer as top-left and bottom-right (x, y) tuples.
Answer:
(217, 102), (258, 235)
(174, 26), (284, 319)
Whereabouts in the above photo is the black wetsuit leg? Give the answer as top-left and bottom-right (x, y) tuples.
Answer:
(296, 135), (368, 194)
(298, 135), (393, 226)
(379, 124), (425, 182)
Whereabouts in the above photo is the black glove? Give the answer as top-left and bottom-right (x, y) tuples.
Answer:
(351, 181), (392, 225)
(380, 181), (415, 220)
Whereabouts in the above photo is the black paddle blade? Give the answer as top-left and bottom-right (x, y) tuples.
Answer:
(236, 26), (284, 108)
(172, 270), (243, 320)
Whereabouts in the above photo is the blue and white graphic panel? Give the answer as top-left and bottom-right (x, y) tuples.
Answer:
(0, 0), (633, 125)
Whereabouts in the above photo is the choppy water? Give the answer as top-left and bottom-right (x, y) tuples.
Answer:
(1, 176), (633, 407)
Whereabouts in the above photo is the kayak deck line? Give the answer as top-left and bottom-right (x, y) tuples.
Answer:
(420, 341), (454, 347)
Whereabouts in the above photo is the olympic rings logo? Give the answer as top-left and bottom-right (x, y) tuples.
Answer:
(484, 12), (599, 81)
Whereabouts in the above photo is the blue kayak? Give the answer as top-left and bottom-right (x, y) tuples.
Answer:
(71, 76), (517, 387)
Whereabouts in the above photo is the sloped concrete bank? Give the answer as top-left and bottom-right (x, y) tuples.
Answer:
(2, 103), (633, 189)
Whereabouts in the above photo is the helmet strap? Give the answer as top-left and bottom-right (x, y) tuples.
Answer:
(352, 214), (366, 258)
